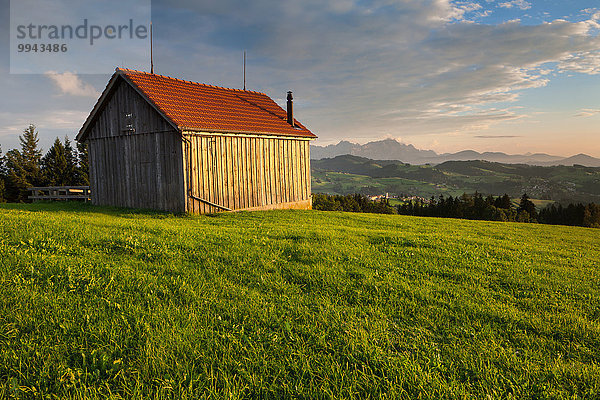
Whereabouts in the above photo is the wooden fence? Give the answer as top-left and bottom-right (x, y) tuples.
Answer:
(29, 186), (91, 202)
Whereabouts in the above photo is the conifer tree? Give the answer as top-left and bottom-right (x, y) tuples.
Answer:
(494, 194), (512, 209)
(76, 141), (89, 185)
(5, 125), (43, 202)
(583, 204), (600, 228)
(64, 136), (78, 185)
(19, 124), (42, 184)
(518, 193), (537, 221)
(0, 145), (5, 175)
(0, 146), (5, 202)
(5, 149), (28, 202)
(41, 138), (69, 186)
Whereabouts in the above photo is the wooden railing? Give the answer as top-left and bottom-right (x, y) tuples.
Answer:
(29, 186), (91, 202)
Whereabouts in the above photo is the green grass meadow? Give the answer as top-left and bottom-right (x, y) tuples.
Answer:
(1, 202), (599, 399)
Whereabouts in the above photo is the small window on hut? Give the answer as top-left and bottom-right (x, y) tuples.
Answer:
(122, 112), (135, 134)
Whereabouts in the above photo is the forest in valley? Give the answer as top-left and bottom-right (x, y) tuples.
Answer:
(312, 192), (600, 229)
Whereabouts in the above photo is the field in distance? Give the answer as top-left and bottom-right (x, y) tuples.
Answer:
(1, 203), (599, 399)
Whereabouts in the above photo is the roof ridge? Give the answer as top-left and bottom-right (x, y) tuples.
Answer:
(115, 67), (267, 95)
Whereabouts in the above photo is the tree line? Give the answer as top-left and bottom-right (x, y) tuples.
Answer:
(312, 193), (398, 215)
(538, 203), (600, 228)
(0, 125), (88, 203)
(313, 192), (600, 228)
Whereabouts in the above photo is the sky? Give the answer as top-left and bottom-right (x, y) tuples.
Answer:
(0, 0), (599, 157)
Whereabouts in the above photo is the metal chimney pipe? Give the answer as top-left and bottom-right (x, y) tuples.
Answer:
(287, 91), (294, 127)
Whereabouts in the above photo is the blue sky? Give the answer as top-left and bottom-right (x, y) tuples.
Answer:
(1, 0), (599, 157)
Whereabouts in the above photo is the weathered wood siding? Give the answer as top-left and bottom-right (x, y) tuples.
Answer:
(85, 79), (186, 212)
(183, 134), (312, 214)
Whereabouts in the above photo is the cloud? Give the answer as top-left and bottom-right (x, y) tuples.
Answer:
(498, 1), (531, 10)
(429, 1), (483, 22)
(156, 0), (600, 142)
(474, 135), (522, 138)
(0, 109), (90, 151)
(559, 51), (600, 75)
(44, 71), (100, 97)
(575, 109), (600, 117)
(0, 110), (89, 133)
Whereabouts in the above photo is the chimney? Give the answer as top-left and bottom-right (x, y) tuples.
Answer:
(286, 91), (294, 127)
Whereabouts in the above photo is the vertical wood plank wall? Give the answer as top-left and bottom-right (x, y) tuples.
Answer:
(85, 78), (186, 212)
(184, 134), (312, 214)
(88, 132), (184, 212)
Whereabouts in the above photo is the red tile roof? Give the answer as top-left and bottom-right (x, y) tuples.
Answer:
(117, 68), (316, 138)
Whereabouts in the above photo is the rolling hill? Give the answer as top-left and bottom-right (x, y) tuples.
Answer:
(311, 155), (600, 203)
(1, 202), (600, 398)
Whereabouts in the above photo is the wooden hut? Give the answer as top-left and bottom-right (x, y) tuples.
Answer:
(76, 68), (317, 213)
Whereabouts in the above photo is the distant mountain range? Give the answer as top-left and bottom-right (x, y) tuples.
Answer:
(310, 139), (600, 167)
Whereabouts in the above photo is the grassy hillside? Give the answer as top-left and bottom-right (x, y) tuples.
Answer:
(312, 171), (462, 199)
(1, 203), (599, 399)
(312, 155), (600, 203)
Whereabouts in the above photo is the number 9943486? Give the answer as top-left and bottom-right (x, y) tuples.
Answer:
(17, 44), (68, 52)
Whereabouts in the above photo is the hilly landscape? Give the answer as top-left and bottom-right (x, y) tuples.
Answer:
(311, 155), (600, 204)
(1, 202), (600, 398)
(311, 139), (600, 167)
